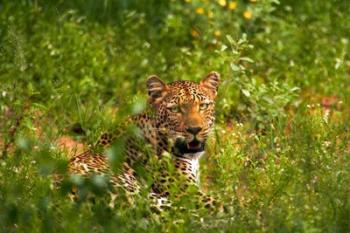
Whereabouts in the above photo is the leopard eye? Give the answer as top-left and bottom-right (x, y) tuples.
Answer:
(168, 106), (180, 113)
(199, 103), (210, 111)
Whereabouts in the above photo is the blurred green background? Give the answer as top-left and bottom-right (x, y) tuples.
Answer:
(0, 0), (349, 232)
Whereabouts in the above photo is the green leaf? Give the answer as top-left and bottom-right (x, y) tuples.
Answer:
(242, 89), (251, 97)
(231, 63), (240, 72)
(240, 57), (254, 63)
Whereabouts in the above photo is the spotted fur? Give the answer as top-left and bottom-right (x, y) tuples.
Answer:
(67, 71), (222, 212)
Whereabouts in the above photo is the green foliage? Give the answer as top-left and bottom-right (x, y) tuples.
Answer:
(1, 0), (350, 232)
(235, 74), (300, 129)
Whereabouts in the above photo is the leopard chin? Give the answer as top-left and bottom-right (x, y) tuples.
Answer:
(172, 138), (206, 157)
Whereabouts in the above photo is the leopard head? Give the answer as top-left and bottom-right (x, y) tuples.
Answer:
(146, 72), (220, 158)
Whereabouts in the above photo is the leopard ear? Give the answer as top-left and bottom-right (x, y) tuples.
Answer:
(147, 75), (168, 105)
(200, 71), (220, 98)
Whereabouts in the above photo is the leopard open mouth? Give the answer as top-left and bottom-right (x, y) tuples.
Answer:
(187, 140), (202, 150)
(173, 138), (205, 155)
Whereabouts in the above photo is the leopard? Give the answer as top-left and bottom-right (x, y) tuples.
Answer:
(67, 71), (222, 213)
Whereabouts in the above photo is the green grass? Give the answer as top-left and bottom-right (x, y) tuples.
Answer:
(1, 0), (350, 232)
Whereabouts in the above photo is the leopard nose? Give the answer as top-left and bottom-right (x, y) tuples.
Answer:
(186, 127), (202, 135)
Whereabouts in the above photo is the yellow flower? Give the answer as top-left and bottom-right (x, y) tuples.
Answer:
(191, 29), (199, 37)
(196, 7), (205, 14)
(218, 0), (226, 7)
(228, 1), (237, 10)
(214, 30), (221, 37)
(243, 10), (253, 19)
(208, 10), (214, 18)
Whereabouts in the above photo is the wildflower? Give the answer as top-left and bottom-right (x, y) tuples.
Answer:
(321, 96), (338, 109)
(208, 10), (214, 18)
(191, 29), (199, 37)
(243, 10), (253, 19)
(323, 141), (331, 148)
(214, 30), (221, 37)
(228, 1), (237, 10)
(196, 7), (204, 14)
(218, 0), (226, 7)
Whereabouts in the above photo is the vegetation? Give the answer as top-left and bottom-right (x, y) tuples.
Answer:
(1, 0), (349, 232)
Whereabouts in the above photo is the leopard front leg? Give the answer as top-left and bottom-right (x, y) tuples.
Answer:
(148, 191), (172, 213)
(108, 163), (141, 208)
(195, 190), (226, 213)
